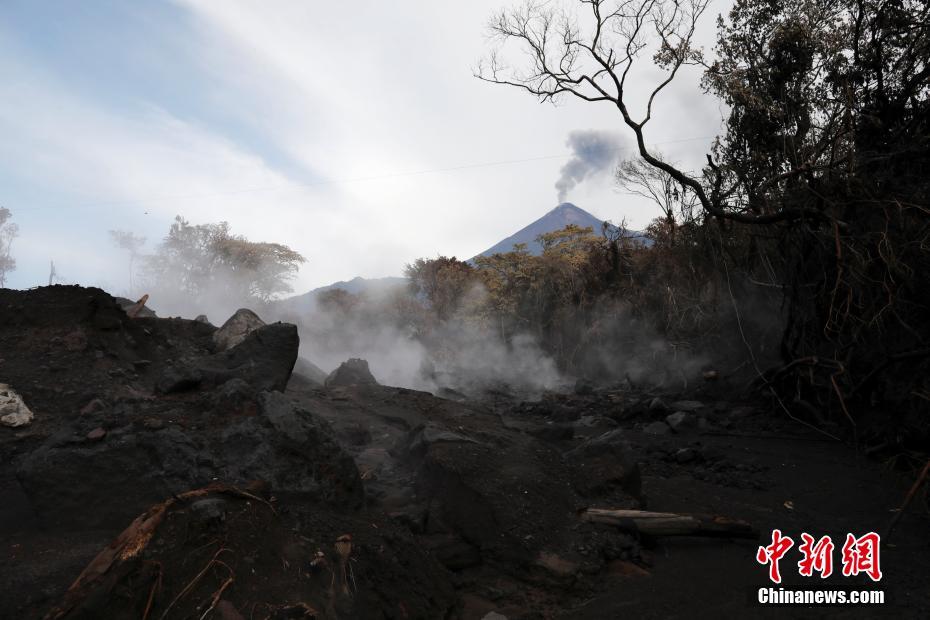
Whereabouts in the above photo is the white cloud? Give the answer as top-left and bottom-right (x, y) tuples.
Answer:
(1, 0), (726, 299)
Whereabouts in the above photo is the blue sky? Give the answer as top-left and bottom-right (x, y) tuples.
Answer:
(0, 0), (724, 297)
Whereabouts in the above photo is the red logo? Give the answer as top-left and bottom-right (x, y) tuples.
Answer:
(798, 534), (834, 578)
(757, 530), (881, 583)
(841, 532), (882, 582)
(756, 529), (794, 584)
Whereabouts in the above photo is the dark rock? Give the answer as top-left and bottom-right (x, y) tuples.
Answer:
(342, 422), (372, 446)
(529, 423), (575, 442)
(648, 397), (669, 412)
(211, 378), (258, 415)
(86, 427), (106, 441)
(16, 391), (362, 529)
(79, 398), (106, 416)
(549, 405), (582, 423)
(665, 411), (696, 432)
(212, 308), (265, 351)
(156, 364), (203, 394)
(325, 358), (378, 387)
(729, 405), (756, 420)
(574, 378), (595, 395)
(674, 448), (698, 463)
(421, 533), (482, 570)
(565, 429), (642, 500)
(198, 323), (299, 392)
(574, 415), (618, 434)
(396, 423), (479, 460)
(92, 297), (127, 330)
(62, 329), (88, 352)
(194, 314), (212, 325)
(142, 417), (165, 430)
(405, 421), (580, 568)
(670, 400), (704, 412)
(643, 421), (671, 435)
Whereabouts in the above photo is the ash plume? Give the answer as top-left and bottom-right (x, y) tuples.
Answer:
(555, 130), (625, 201)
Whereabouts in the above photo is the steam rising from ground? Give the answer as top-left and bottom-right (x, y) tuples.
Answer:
(556, 130), (626, 202)
(260, 281), (717, 396)
(267, 283), (566, 397)
(143, 275), (760, 398)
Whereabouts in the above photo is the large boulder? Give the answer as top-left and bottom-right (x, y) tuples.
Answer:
(212, 308), (265, 351)
(155, 322), (299, 394)
(198, 322), (299, 392)
(15, 391), (363, 529)
(396, 420), (584, 569)
(325, 358), (378, 387)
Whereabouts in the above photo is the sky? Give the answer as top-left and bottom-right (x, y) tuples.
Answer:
(0, 0), (727, 297)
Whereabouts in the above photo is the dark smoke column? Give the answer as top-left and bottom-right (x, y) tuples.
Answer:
(555, 130), (625, 202)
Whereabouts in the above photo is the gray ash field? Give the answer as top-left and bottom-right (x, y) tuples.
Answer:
(1, 286), (927, 619)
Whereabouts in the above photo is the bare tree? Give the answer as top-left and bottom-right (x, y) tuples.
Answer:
(0, 207), (18, 288)
(616, 150), (698, 227)
(109, 230), (147, 295)
(476, 0), (806, 225)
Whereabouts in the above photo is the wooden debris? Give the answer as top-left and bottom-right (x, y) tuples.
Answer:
(126, 293), (150, 318)
(580, 508), (759, 540)
(44, 483), (275, 620)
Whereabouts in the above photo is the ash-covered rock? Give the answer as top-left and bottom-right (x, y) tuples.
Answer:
(15, 388), (362, 530)
(0, 286), (656, 619)
(325, 358), (378, 387)
(0, 384), (33, 427)
(212, 308), (265, 351)
(198, 322), (299, 392)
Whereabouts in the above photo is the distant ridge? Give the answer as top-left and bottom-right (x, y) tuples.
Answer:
(472, 202), (629, 259)
(268, 276), (406, 316)
(274, 203), (646, 315)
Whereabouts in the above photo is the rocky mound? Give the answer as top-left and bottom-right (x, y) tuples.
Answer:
(0, 287), (651, 618)
(325, 358), (378, 387)
(212, 307), (265, 351)
(0, 287), (458, 618)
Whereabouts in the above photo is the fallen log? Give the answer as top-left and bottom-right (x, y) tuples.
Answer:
(580, 508), (759, 540)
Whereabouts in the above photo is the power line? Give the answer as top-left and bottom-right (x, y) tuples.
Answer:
(11, 134), (714, 214)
